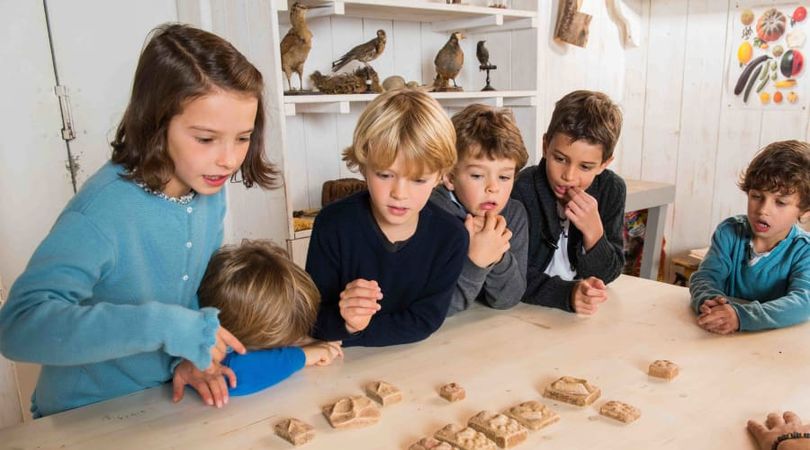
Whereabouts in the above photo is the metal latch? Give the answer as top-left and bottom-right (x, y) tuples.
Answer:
(54, 85), (76, 141)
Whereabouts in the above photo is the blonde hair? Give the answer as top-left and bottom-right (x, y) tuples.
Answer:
(198, 240), (319, 349)
(342, 89), (457, 178)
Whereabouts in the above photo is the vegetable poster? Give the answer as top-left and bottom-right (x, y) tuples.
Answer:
(727, 4), (808, 108)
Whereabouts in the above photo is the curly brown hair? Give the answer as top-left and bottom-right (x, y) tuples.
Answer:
(198, 240), (319, 350)
(739, 140), (810, 210)
(544, 90), (623, 162)
(451, 104), (528, 172)
(111, 23), (280, 191)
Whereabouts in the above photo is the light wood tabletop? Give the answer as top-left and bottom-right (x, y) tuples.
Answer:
(2, 275), (808, 450)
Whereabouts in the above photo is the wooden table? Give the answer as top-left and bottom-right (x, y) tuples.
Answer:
(625, 179), (676, 280)
(2, 275), (808, 450)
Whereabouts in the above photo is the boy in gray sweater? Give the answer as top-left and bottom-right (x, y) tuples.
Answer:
(430, 104), (529, 316)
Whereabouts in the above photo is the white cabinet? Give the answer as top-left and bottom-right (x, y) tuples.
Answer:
(268, 0), (542, 264)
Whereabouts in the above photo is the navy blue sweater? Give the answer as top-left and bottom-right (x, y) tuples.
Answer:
(307, 191), (468, 347)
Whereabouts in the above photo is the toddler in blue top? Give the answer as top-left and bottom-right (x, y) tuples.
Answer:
(174, 240), (341, 400)
(0, 24), (280, 416)
(691, 140), (810, 333)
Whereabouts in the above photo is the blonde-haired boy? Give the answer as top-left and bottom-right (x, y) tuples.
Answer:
(307, 89), (468, 346)
(173, 240), (342, 401)
(431, 104), (529, 315)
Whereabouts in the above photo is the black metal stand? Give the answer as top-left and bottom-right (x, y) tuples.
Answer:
(480, 64), (497, 91)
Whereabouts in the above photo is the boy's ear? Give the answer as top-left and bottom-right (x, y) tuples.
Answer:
(541, 133), (549, 158)
(442, 171), (456, 191)
(596, 155), (615, 174)
(800, 209), (810, 224)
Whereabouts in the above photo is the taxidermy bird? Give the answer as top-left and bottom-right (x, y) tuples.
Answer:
(434, 32), (465, 89)
(332, 29), (387, 72)
(281, 2), (315, 91)
(476, 40), (490, 68)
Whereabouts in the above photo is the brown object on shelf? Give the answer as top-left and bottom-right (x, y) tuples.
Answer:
(439, 382), (466, 402)
(503, 400), (559, 431)
(280, 3), (314, 92)
(321, 178), (367, 207)
(273, 418), (315, 446)
(648, 360), (679, 380)
(293, 216), (314, 232)
(435, 424), (497, 450)
(321, 396), (380, 429)
(543, 376), (600, 407)
(409, 437), (456, 450)
(310, 66), (382, 95)
(332, 29), (387, 73)
(599, 400), (641, 423)
(554, 0), (592, 47)
(434, 32), (465, 91)
(467, 410), (528, 448)
(364, 380), (402, 406)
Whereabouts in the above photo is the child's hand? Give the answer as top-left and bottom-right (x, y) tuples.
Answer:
(465, 213), (512, 268)
(564, 187), (604, 250)
(747, 411), (810, 450)
(570, 277), (608, 314)
(339, 279), (382, 334)
(303, 341), (344, 366)
(697, 297), (739, 334)
(208, 326), (246, 369)
(172, 359), (236, 408)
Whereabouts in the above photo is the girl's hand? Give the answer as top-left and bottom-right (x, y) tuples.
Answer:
(209, 326), (246, 366)
(303, 341), (344, 366)
(172, 359), (237, 408)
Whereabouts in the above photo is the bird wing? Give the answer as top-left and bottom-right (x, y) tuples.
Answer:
(333, 37), (376, 70)
(281, 32), (304, 57)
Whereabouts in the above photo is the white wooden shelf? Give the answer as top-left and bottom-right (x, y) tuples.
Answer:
(278, 0), (537, 32)
(283, 90), (537, 115)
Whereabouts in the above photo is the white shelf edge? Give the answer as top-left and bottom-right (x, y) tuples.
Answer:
(279, 0), (536, 31)
(293, 229), (313, 239)
(282, 90), (537, 115)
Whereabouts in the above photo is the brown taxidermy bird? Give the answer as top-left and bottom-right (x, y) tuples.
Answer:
(332, 29), (387, 72)
(310, 66), (383, 95)
(281, 2), (315, 91)
(434, 32), (465, 89)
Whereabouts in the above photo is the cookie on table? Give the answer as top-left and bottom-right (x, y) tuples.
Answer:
(435, 424), (497, 450)
(648, 360), (679, 380)
(502, 400), (559, 431)
(321, 395), (380, 429)
(467, 410), (528, 448)
(273, 418), (314, 446)
(364, 380), (402, 406)
(409, 436), (457, 450)
(439, 382), (466, 402)
(542, 376), (601, 407)
(599, 400), (641, 423)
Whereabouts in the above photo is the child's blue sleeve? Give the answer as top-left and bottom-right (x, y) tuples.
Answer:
(223, 347), (306, 396)
(689, 221), (735, 313)
(731, 246), (810, 331)
(0, 211), (218, 371)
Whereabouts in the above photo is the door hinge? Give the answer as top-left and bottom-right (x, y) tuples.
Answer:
(54, 85), (76, 141)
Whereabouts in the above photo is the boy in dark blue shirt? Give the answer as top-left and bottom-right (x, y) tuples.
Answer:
(307, 89), (468, 347)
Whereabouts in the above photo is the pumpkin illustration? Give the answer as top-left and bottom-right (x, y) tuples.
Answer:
(756, 8), (787, 42)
